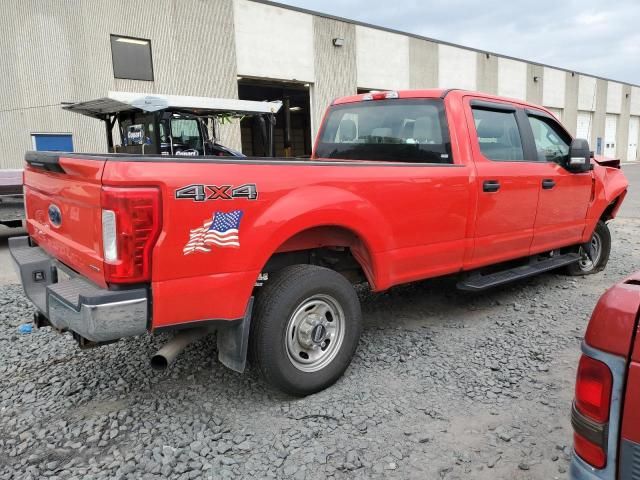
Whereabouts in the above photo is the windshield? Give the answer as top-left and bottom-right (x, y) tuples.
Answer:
(315, 99), (453, 163)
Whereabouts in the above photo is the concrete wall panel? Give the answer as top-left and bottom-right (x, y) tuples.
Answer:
(497, 58), (526, 100)
(564, 73), (579, 136)
(578, 75), (597, 111)
(234, 0), (314, 83)
(409, 38), (438, 89)
(631, 87), (640, 116)
(477, 53), (498, 95)
(527, 64), (543, 105)
(438, 45), (476, 90)
(542, 67), (565, 108)
(356, 26), (409, 90)
(311, 17), (357, 139)
(606, 81), (623, 114)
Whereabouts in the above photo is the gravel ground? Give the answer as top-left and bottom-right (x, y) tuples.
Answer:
(1, 217), (639, 480)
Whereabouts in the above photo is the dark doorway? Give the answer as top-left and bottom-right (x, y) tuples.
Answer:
(238, 79), (312, 157)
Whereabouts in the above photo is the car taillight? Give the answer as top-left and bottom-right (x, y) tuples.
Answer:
(100, 186), (162, 284)
(572, 354), (612, 469)
(575, 355), (612, 423)
(362, 90), (399, 101)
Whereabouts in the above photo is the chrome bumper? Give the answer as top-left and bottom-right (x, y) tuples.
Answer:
(9, 236), (148, 342)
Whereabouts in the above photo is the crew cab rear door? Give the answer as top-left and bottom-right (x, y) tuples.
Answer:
(521, 110), (592, 253)
(464, 98), (540, 268)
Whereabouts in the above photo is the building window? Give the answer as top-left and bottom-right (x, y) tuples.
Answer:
(110, 35), (154, 81)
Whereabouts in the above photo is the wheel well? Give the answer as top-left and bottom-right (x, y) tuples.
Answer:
(260, 226), (374, 286)
(600, 195), (622, 222)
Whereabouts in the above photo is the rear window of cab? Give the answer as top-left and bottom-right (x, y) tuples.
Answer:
(315, 99), (453, 163)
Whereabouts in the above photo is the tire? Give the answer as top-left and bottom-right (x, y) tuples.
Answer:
(565, 221), (611, 276)
(250, 265), (362, 396)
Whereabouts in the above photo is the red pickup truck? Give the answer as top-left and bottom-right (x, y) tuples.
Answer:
(570, 272), (640, 480)
(10, 89), (628, 395)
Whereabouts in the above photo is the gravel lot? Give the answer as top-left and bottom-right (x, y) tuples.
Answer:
(1, 165), (638, 480)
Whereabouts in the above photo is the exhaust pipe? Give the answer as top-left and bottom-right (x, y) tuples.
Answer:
(151, 327), (213, 370)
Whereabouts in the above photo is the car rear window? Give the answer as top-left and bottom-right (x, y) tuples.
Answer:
(315, 99), (453, 163)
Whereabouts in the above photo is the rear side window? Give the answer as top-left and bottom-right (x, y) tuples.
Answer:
(472, 108), (524, 161)
(315, 99), (453, 163)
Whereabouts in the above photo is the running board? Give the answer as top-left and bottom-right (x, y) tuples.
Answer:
(457, 253), (581, 292)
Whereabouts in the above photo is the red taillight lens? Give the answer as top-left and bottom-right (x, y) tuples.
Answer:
(575, 355), (613, 423)
(101, 186), (162, 284)
(574, 432), (606, 469)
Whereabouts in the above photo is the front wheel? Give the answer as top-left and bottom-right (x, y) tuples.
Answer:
(250, 265), (362, 396)
(565, 221), (611, 275)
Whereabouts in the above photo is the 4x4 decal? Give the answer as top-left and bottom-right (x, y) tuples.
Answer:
(175, 184), (258, 202)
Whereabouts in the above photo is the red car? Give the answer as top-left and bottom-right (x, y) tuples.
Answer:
(570, 272), (640, 479)
(10, 89), (628, 395)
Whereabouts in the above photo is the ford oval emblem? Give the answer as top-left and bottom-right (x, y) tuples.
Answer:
(48, 204), (62, 227)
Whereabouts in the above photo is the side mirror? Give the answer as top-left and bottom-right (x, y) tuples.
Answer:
(566, 138), (592, 173)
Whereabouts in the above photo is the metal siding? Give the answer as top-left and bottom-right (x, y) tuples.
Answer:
(0, 0), (240, 169)
(311, 17), (357, 141)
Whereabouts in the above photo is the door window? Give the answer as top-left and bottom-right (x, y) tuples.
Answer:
(527, 115), (570, 163)
(471, 108), (524, 161)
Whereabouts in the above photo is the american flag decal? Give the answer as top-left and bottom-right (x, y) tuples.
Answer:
(183, 210), (243, 255)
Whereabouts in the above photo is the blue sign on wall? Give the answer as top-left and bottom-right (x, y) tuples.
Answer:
(32, 134), (73, 152)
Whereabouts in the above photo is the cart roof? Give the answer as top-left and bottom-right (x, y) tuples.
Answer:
(62, 91), (282, 119)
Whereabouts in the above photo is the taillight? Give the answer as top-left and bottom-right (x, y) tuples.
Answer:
(575, 355), (612, 423)
(572, 354), (612, 469)
(100, 186), (162, 284)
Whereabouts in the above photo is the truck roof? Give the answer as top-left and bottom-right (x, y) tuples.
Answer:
(332, 89), (551, 112)
(62, 91), (282, 120)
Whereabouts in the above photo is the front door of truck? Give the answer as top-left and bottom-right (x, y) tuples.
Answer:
(465, 99), (540, 268)
(523, 111), (592, 253)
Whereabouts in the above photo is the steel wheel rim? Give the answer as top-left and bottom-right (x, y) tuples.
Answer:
(578, 231), (602, 272)
(285, 294), (345, 373)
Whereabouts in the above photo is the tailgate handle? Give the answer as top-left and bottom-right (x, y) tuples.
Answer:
(483, 180), (500, 193)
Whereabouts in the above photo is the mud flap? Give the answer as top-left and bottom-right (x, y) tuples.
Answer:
(217, 297), (253, 373)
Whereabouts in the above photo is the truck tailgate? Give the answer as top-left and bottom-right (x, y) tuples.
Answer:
(23, 153), (106, 287)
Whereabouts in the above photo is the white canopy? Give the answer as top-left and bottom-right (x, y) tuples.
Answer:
(62, 91), (282, 119)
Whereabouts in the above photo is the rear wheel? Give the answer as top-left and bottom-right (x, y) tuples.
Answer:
(250, 265), (362, 396)
(565, 221), (611, 275)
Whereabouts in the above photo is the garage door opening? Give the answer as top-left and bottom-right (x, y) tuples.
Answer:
(238, 79), (312, 157)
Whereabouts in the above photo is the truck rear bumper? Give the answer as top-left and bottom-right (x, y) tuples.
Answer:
(9, 236), (148, 342)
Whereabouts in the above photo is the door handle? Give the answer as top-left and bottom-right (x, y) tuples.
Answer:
(483, 180), (500, 193)
(542, 179), (556, 190)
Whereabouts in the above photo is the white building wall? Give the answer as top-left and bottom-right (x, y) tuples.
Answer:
(438, 45), (476, 90)
(497, 58), (527, 100)
(542, 67), (565, 108)
(233, 0), (314, 82)
(578, 75), (597, 111)
(606, 82), (623, 114)
(355, 26), (409, 90)
(631, 87), (640, 116)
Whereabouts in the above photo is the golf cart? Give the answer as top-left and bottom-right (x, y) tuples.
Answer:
(62, 91), (282, 157)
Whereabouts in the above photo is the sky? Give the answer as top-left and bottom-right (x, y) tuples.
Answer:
(276, 0), (640, 85)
